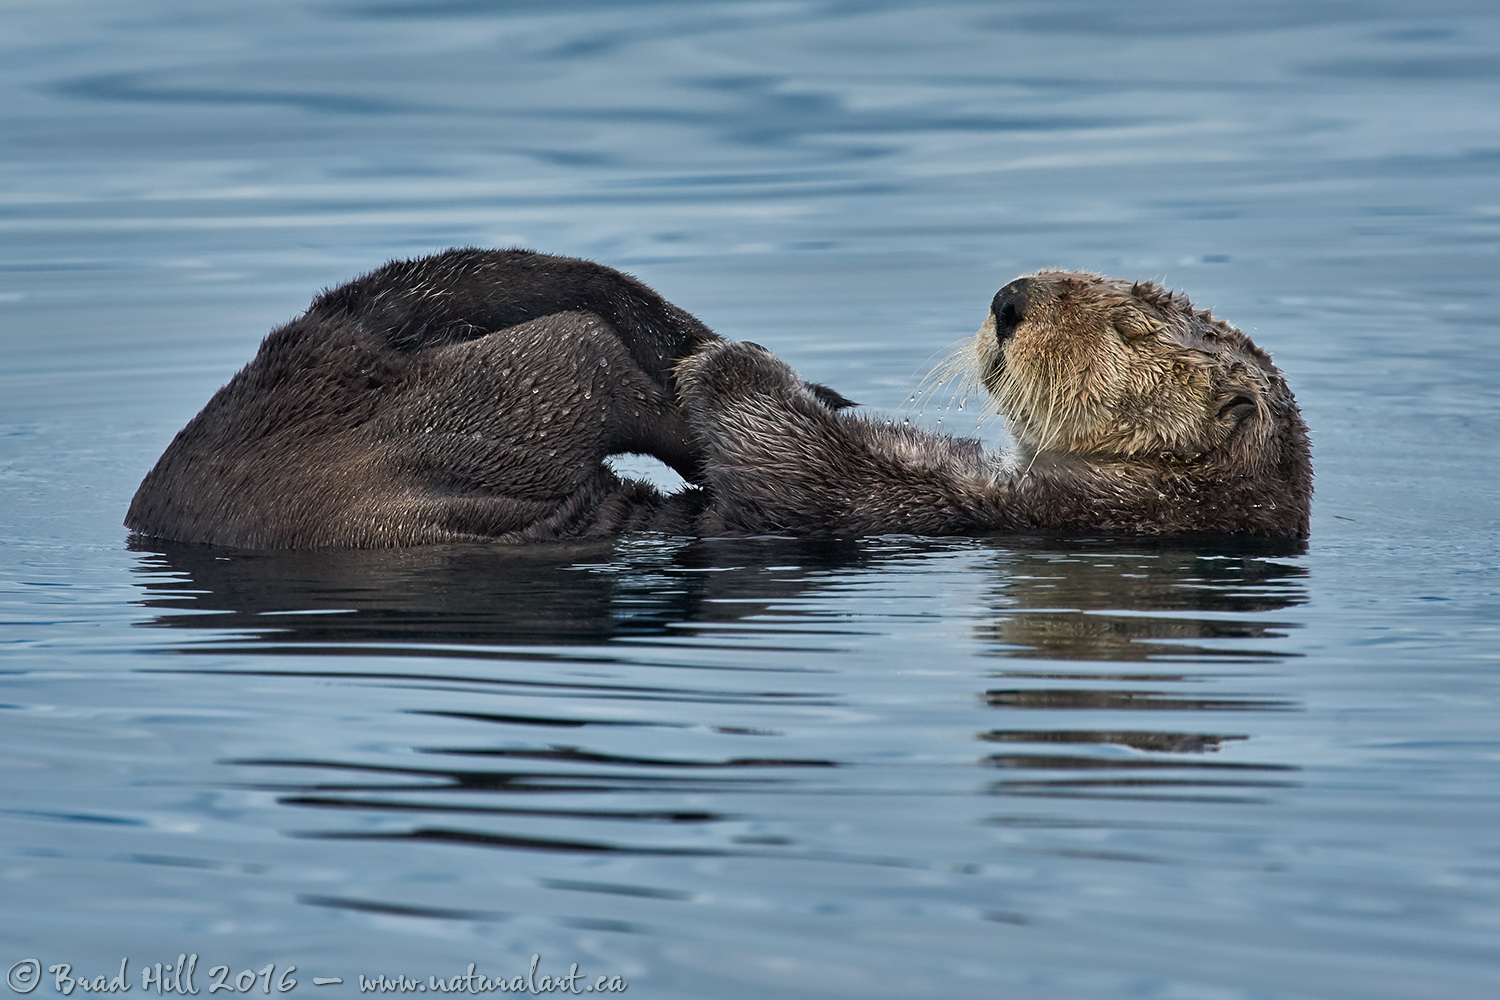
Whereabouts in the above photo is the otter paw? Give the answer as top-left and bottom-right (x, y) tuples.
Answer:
(675, 341), (800, 405)
(676, 340), (856, 415)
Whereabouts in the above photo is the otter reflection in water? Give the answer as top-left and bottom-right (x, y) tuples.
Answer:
(126, 250), (1311, 548)
(129, 535), (1304, 823)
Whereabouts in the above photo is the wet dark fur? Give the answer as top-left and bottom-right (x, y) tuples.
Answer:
(127, 249), (728, 547)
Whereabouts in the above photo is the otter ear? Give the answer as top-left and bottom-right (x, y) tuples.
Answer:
(1114, 307), (1162, 341)
(1216, 391), (1259, 425)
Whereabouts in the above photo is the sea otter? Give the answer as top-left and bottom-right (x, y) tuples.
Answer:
(126, 252), (1310, 547)
(678, 270), (1311, 539)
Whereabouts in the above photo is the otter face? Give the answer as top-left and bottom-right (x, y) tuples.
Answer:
(973, 270), (1288, 471)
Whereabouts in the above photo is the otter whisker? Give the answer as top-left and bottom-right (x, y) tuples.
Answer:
(904, 336), (987, 424)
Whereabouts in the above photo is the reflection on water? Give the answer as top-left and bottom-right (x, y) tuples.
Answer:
(131, 535), (881, 646)
(125, 535), (1307, 871)
(131, 535), (1306, 649)
(979, 543), (1308, 661)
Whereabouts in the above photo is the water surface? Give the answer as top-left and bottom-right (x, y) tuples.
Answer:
(2, 2), (1498, 998)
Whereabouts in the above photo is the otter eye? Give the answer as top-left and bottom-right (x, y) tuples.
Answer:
(1114, 312), (1159, 341)
(1217, 395), (1257, 422)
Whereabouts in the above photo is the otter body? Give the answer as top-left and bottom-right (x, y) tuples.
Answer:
(128, 254), (1310, 548)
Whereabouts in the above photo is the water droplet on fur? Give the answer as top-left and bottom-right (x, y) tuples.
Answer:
(583, 391), (592, 400)
(501, 368), (511, 376)
(532, 388), (540, 394)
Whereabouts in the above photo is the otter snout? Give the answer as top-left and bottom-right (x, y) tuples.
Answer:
(991, 278), (1031, 344)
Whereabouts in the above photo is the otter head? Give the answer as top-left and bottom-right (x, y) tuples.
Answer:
(976, 272), (1304, 464)
(971, 270), (1311, 533)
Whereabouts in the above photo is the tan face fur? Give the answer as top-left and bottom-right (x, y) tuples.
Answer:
(968, 270), (1286, 470)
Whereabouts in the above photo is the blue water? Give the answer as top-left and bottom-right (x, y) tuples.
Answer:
(3, 2), (1499, 997)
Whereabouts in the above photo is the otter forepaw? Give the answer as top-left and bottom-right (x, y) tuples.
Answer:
(675, 341), (798, 406)
(671, 341), (863, 534)
(676, 340), (855, 415)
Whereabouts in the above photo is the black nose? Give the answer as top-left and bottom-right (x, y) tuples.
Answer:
(991, 279), (1030, 343)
